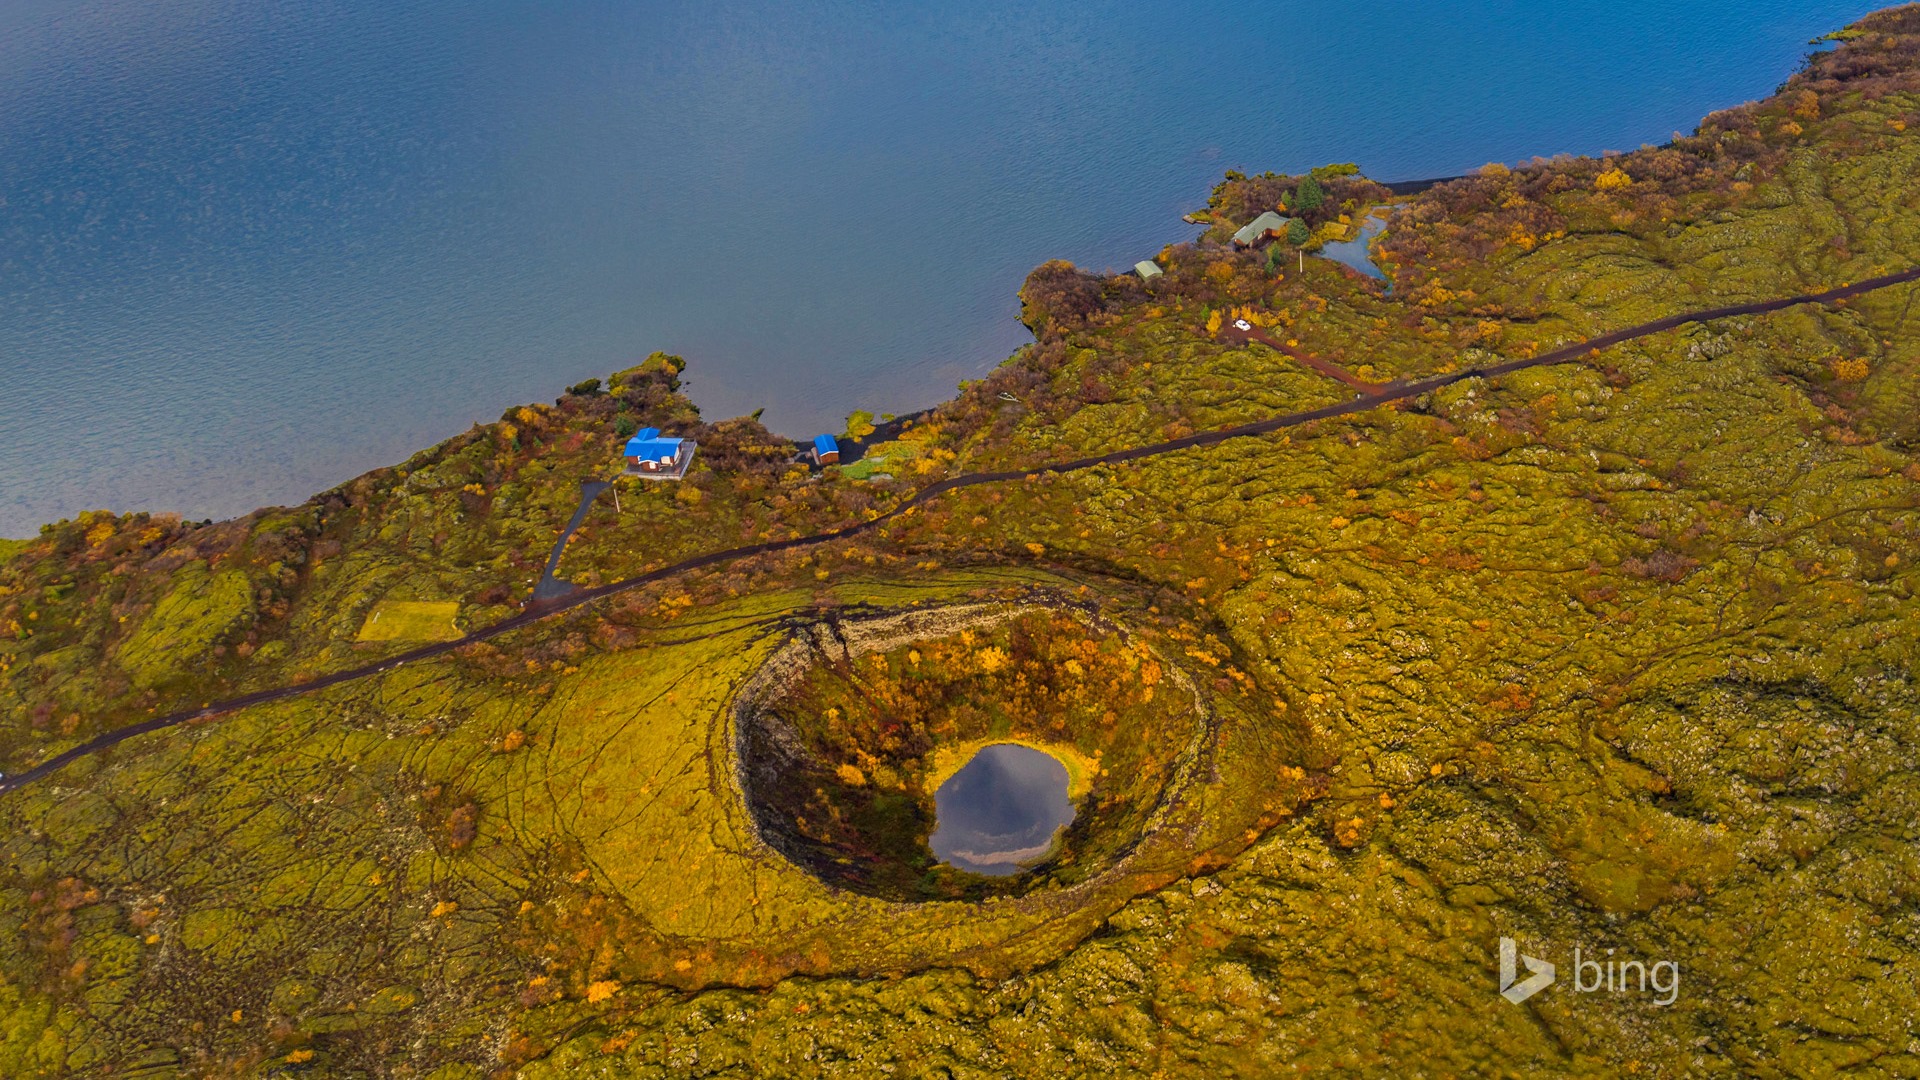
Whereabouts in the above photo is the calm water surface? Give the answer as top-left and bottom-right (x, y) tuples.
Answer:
(0, 1), (1874, 535)
(1317, 211), (1392, 281)
(930, 743), (1075, 876)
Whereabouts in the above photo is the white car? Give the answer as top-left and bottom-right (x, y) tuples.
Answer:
(1233, 319), (1252, 331)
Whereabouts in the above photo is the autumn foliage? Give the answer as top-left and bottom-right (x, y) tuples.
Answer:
(741, 607), (1199, 901)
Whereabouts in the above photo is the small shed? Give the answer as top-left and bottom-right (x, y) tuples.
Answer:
(1232, 211), (1290, 249)
(812, 434), (841, 465)
(1134, 260), (1163, 279)
(624, 426), (695, 479)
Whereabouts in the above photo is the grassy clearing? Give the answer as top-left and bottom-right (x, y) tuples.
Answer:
(354, 600), (462, 642)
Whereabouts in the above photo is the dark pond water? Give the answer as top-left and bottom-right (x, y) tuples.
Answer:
(0, 1), (1872, 535)
(929, 743), (1075, 876)
(1317, 211), (1392, 281)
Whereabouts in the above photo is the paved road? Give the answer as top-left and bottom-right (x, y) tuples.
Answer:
(3, 266), (1917, 797)
(531, 480), (610, 602)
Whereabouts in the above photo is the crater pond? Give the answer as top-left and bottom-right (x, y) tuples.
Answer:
(930, 744), (1077, 876)
(0, 0), (1872, 535)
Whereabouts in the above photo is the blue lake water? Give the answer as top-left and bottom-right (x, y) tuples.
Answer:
(929, 743), (1075, 876)
(0, 0), (1873, 536)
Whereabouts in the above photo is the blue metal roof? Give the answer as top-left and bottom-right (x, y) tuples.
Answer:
(625, 428), (682, 459)
(813, 434), (839, 455)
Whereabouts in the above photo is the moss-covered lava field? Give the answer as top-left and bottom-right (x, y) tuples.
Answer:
(7, 7), (1920, 1076)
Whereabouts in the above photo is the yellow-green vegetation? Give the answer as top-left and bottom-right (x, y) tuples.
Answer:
(4, 9), (1920, 1076)
(355, 600), (463, 643)
(737, 602), (1232, 901)
(113, 563), (254, 689)
(923, 736), (1098, 800)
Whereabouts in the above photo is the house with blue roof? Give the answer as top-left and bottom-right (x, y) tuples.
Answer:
(811, 434), (840, 466)
(623, 426), (697, 480)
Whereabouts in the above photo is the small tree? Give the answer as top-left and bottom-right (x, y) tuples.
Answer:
(1594, 167), (1632, 192)
(1293, 175), (1326, 213)
(1287, 218), (1311, 246)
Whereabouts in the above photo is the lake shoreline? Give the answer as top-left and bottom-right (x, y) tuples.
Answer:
(0, 1), (1864, 537)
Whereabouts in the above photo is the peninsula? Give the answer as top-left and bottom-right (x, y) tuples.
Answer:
(4, 9), (1920, 1075)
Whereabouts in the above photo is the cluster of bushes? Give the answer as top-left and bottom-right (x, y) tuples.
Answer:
(1798, 6), (1920, 98)
(13, 9), (1920, 791)
(1205, 164), (1392, 235)
(0, 346), (836, 759)
(1380, 12), (1920, 305)
(744, 608), (1192, 901)
(0, 507), (311, 747)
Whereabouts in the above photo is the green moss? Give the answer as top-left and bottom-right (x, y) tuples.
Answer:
(114, 563), (254, 687)
(741, 605), (1214, 900)
(364, 984), (421, 1016)
(355, 600), (462, 642)
(4, 13), (1920, 1075)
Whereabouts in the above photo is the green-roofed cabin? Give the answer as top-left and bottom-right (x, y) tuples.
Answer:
(1231, 211), (1290, 249)
(1134, 260), (1163, 279)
